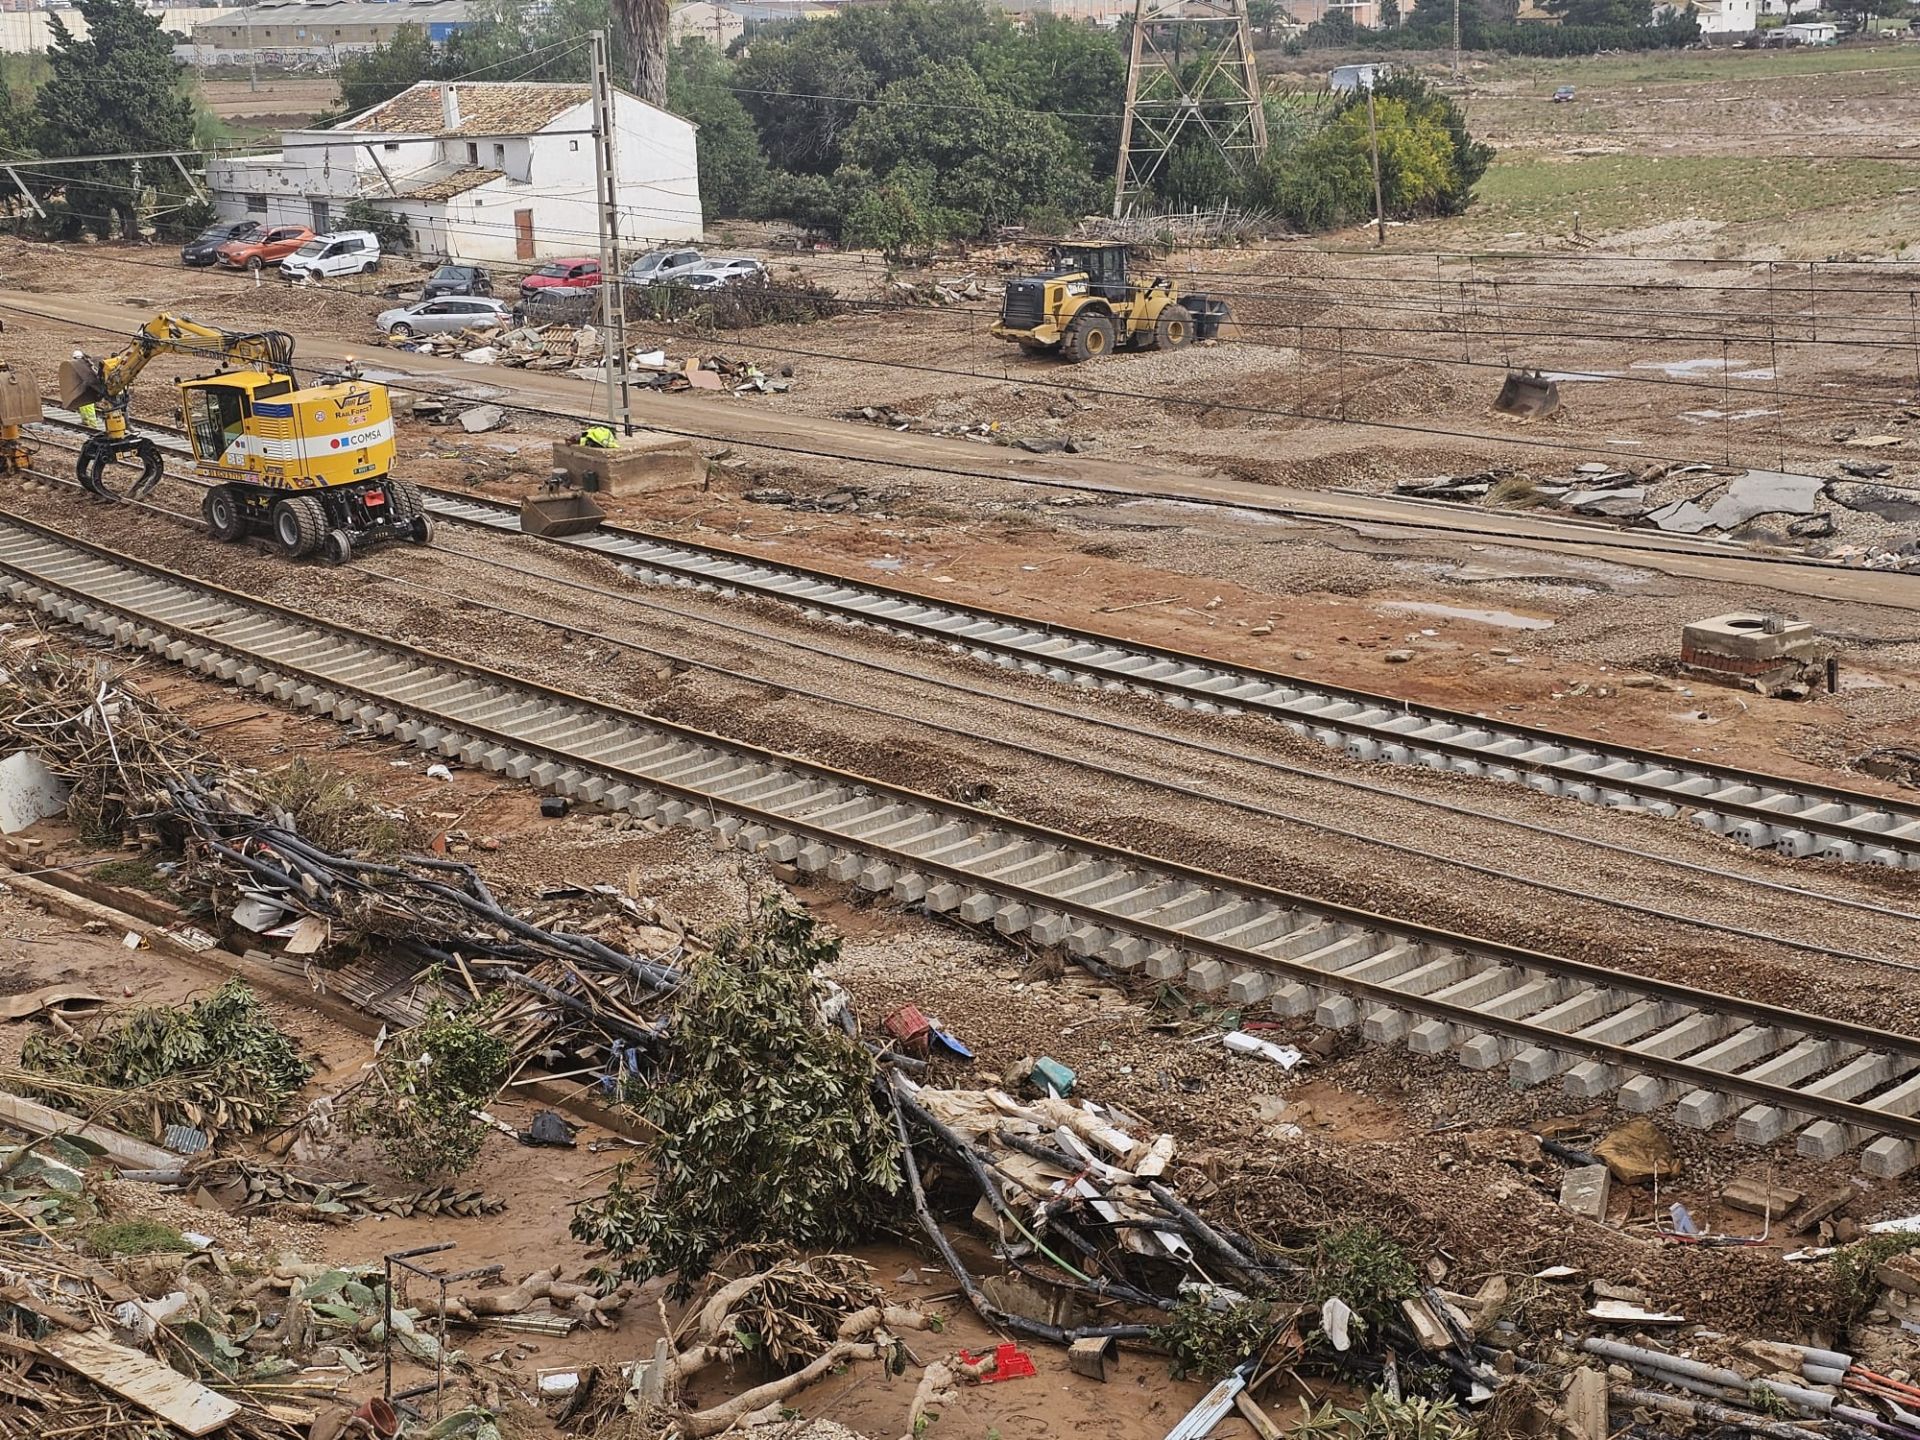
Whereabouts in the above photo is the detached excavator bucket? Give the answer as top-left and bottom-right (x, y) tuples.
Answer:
(1186, 296), (1240, 342)
(519, 489), (605, 537)
(1493, 369), (1561, 420)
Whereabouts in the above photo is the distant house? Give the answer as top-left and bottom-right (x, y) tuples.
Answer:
(670, 0), (745, 48)
(1659, 0), (1756, 32)
(1329, 62), (1391, 94)
(1513, 0), (1562, 22)
(206, 81), (703, 260)
(1781, 18), (1837, 40)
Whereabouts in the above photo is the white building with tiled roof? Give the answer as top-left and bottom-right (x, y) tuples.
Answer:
(206, 80), (703, 262)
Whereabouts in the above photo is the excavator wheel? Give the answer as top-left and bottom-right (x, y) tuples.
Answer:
(322, 528), (354, 567)
(1062, 311), (1115, 363)
(1153, 304), (1194, 352)
(270, 495), (327, 558)
(204, 485), (246, 542)
(385, 477), (432, 543)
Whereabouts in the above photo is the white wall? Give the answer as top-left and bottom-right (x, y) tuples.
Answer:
(0, 5), (226, 54)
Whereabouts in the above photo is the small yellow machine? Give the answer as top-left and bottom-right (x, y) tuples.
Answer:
(989, 242), (1232, 362)
(0, 362), (42, 474)
(59, 314), (430, 563)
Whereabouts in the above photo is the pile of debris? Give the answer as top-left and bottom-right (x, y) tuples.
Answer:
(876, 275), (987, 307)
(1394, 460), (1920, 568)
(841, 403), (999, 443)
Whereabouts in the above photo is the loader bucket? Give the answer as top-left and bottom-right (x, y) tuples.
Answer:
(1186, 296), (1239, 342)
(1493, 370), (1561, 420)
(519, 490), (605, 537)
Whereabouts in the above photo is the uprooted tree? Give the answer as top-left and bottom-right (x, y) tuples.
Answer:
(571, 896), (901, 1290)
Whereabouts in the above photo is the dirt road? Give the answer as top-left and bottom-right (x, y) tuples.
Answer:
(8, 287), (1916, 611)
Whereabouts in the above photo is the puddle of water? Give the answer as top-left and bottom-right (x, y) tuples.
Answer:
(1537, 370), (1621, 383)
(868, 556), (904, 572)
(1378, 601), (1554, 630)
(1630, 357), (1776, 381)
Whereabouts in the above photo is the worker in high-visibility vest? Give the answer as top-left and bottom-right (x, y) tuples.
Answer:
(72, 351), (101, 430)
(578, 425), (618, 450)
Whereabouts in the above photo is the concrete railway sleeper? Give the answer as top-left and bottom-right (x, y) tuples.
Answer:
(4, 512), (1920, 1176)
(36, 408), (1920, 870)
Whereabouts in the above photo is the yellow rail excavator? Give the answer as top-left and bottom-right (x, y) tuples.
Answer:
(59, 313), (431, 564)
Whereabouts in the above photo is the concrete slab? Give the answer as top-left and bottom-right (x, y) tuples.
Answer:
(1702, 470), (1825, 530)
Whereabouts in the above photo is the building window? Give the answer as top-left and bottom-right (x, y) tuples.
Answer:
(244, 193), (267, 213)
(466, 142), (478, 165)
(384, 142), (399, 152)
(492, 143), (505, 168)
(569, 139), (579, 151)
(311, 200), (331, 232)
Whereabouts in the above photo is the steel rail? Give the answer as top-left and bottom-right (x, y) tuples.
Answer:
(30, 409), (1920, 871)
(3, 506), (1920, 1155)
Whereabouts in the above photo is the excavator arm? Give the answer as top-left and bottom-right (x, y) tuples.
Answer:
(59, 314), (298, 501)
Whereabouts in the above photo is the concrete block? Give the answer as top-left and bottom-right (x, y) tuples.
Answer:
(794, 841), (831, 872)
(924, 882), (963, 912)
(827, 852), (864, 883)
(1269, 982), (1317, 1018)
(1315, 994), (1359, 1030)
(1559, 1164), (1610, 1222)
(1617, 1075), (1672, 1113)
(1362, 1007), (1407, 1045)
(1562, 1060), (1619, 1100)
(1101, 936), (1148, 970)
(1143, 947), (1185, 981)
(957, 893), (997, 924)
(1226, 970), (1272, 1005)
(1458, 1034), (1513, 1071)
(857, 862), (894, 892)
(991, 902), (1031, 935)
(1509, 1045), (1574, 1088)
(1028, 911), (1070, 947)
(1185, 958), (1228, 992)
(1675, 1088), (1733, 1130)
(891, 872), (927, 904)
(760, 833), (800, 862)
(1863, 1137), (1916, 1179)
(1734, 1105), (1792, 1147)
(1407, 1018), (1456, 1055)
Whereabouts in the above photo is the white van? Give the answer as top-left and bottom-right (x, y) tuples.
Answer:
(280, 230), (382, 281)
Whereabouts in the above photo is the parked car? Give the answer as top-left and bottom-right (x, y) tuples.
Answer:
(423, 263), (493, 300)
(623, 247), (705, 286)
(1551, 85), (1576, 103)
(182, 219), (263, 267)
(378, 296), (512, 338)
(280, 230), (382, 281)
(217, 224), (314, 271)
(519, 257), (601, 299)
(699, 257), (768, 284)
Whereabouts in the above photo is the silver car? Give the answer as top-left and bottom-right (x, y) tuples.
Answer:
(701, 257), (768, 283)
(625, 247), (705, 285)
(378, 296), (511, 338)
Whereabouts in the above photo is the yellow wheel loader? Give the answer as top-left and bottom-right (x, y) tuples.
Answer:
(59, 314), (430, 564)
(989, 242), (1232, 362)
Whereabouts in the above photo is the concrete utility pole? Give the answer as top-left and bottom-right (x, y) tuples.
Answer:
(589, 29), (632, 436)
(1365, 85), (1385, 248)
(1451, 0), (1461, 76)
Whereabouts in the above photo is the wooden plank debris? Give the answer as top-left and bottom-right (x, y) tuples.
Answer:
(38, 1329), (240, 1435)
(0, 1091), (186, 1171)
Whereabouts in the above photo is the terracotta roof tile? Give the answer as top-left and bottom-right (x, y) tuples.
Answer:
(339, 81), (590, 137)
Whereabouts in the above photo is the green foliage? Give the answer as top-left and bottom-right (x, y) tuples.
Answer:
(21, 979), (310, 1138)
(571, 898), (901, 1292)
(1381, 0), (1695, 52)
(1294, 1391), (1475, 1440)
(86, 1219), (194, 1257)
(91, 858), (176, 897)
(1541, 0), (1652, 27)
(668, 37), (766, 218)
(1831, 1233), (1920, 1313)
(1151, 1292), (1277, 1381)
(32, 0), (196, 239)
(1304, 1223), (1418, 1339)
(355, 1006), (510, 1182)
(252, 760), (415, 858)
(1257, 75), (1492, 233)
(342, 197), (413, 255)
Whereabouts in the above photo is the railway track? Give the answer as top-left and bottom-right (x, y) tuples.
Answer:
(5, 508), (1920, 1176)
(36, 408), (1920, 873)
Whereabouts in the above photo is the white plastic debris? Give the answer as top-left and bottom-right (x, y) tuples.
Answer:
(1322, 1296), (1355, 1351)
(0, 750), (69, 834)
(1223, 1031), (1303, 1068)
(424, 763), (454, 781)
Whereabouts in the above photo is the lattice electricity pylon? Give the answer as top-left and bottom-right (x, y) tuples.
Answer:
(1112, 0), (1269, 217)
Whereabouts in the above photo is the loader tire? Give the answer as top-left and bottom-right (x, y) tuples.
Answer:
(1153, 304), (1193, 352)
(1062, 311), (1115, 363)
(204, 484), (246, 542)
(271, 495), (327, 558)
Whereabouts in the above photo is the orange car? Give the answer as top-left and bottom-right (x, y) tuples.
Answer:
(217, 224), (314, 272)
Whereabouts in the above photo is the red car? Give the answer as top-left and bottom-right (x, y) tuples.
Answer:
(519, 257), (601, 300)
(217, 224), (314, 272)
